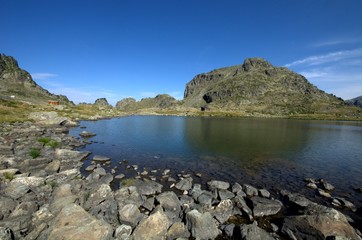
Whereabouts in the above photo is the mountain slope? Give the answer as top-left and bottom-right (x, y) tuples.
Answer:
(346, 96), (362, 107)
(184, 58), (348, 115)
(0, 53), (72, 104)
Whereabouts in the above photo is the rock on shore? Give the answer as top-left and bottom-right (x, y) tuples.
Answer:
(0, 121), (361, 240)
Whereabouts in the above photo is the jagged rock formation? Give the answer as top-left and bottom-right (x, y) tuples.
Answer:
(116, 94), (178, 111)
(346, 96), (362, 107)
(184, 58), (347, 115)
(115, 97), (137, 110)
(94, 98), (111, 107)
(0, 54), (72, 104)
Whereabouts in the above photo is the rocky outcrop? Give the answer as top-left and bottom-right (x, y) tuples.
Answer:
(94, 98), (111, 107)
(115, 97), (137, 110)
(183, 57), (351, 115)
(0, 54), (73, 105)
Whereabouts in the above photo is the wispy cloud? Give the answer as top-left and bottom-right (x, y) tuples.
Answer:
(311, 37), (362, 47)
(285, 48), (362, 67)
(285, 48), (362, 100)
(31, 73), (57, 80)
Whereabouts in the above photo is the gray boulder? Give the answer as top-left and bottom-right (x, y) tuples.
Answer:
(156, 191), (181, 212)
(175, 177), (193, 191)
(240, 224), (276, 240)
(243, 184), (258, 196)
(207, 180), (230, 190)
(118, 203), (143, 227)
(282, 203), (361, 240)
(234, 195), (253, 220)
(167, 222), (190, 240)
(251, 196), (283, 217)
(212, 199), (233, 224)
(136, 179), (163, 196)
(186, 209), (220, 239)
(115, 224), (133, 240)
(47, 203), (113, 240)
(132, 209), (171, 240)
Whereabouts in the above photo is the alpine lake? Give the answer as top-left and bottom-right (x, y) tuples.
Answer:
(69, 116), (362, 209)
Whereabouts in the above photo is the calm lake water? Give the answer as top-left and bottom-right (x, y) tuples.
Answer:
(69, 116), (362, 206)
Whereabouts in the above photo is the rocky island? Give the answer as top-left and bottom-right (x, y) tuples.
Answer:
(1, 53), (362, 239)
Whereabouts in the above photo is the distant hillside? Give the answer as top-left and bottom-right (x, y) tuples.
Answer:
(345, 96), (362, 107)
(184, 58), (350, 115)
(0, 54), (72, 104)
(116, 94), (179, 111)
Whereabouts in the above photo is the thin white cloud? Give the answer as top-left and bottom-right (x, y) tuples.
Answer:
(311, 37), (362, 47)
(285, 48), (362, 67)
(31, 73), (57, 80)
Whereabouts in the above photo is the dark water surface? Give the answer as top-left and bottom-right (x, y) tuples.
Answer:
(69, 116), (362, 207)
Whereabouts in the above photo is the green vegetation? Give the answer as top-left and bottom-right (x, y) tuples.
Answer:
(2, 172), (14, 180)
(29, 147), (41, 158)
(38, 137), (60, 148)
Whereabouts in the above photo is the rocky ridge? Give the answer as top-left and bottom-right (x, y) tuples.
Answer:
(183, 58), (351, 115)
(346, 95), (362, 107)
(0, 54), (72, 105)
(0, 120), (361, 239)
(115, 94), (179, 111)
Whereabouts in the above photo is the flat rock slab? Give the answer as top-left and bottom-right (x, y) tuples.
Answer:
(251, 196), (283, 217)
(47, 203), (113, 240)
(93, 155), (111, 162)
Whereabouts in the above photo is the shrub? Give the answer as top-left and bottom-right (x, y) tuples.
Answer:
(29, 148), (41, 158)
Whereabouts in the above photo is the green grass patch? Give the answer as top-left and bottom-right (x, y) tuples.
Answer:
(29, 148), (41, 158)
(3, 172), (14, 180)
(38, 137), (60, 148)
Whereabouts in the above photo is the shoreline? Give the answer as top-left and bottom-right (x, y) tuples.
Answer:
(0, 120), (361, 239)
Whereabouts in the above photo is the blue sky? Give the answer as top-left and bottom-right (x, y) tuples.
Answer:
(1, 0), (361, 105)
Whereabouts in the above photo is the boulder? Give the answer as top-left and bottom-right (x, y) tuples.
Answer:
(251, 196), (283, 217)
(28, 112), (68, 126)
(80, 131), (96, 138)
(136, 179), (163, 196)
(55, 149), (90, 161)
(115, 224), (132, 240)
(92, 155), (110, 162)
(234, 195), (253, 220)
(175, 177), (193, 191)
(156, 191), (181, 212)
(207, 180), (230, 190)
(132, 209), (170, 240)
(281, 203), (360, 240)
(243, 184), (258, 196)
(240, 224), (276, 240)
(186, 209), (220, 239)
(47, 203), (113, 240)
(115, 186), (144, 207)
(167, 222), (190, 240)
(118, 203), (143, 227)
(212, 199), (233, 223)
(218, 189), (235, 200)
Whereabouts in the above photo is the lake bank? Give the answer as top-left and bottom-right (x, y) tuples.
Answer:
(0, 120), (361, 239)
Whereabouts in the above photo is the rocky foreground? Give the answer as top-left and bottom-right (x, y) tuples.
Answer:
(0, 120), (361, 240)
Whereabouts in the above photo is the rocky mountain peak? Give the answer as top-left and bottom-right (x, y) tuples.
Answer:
(0, 54), (20, 73)
(242, 58), (273, 72)
(0, 53), (73, 105)
(94, 98), (111, 107)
